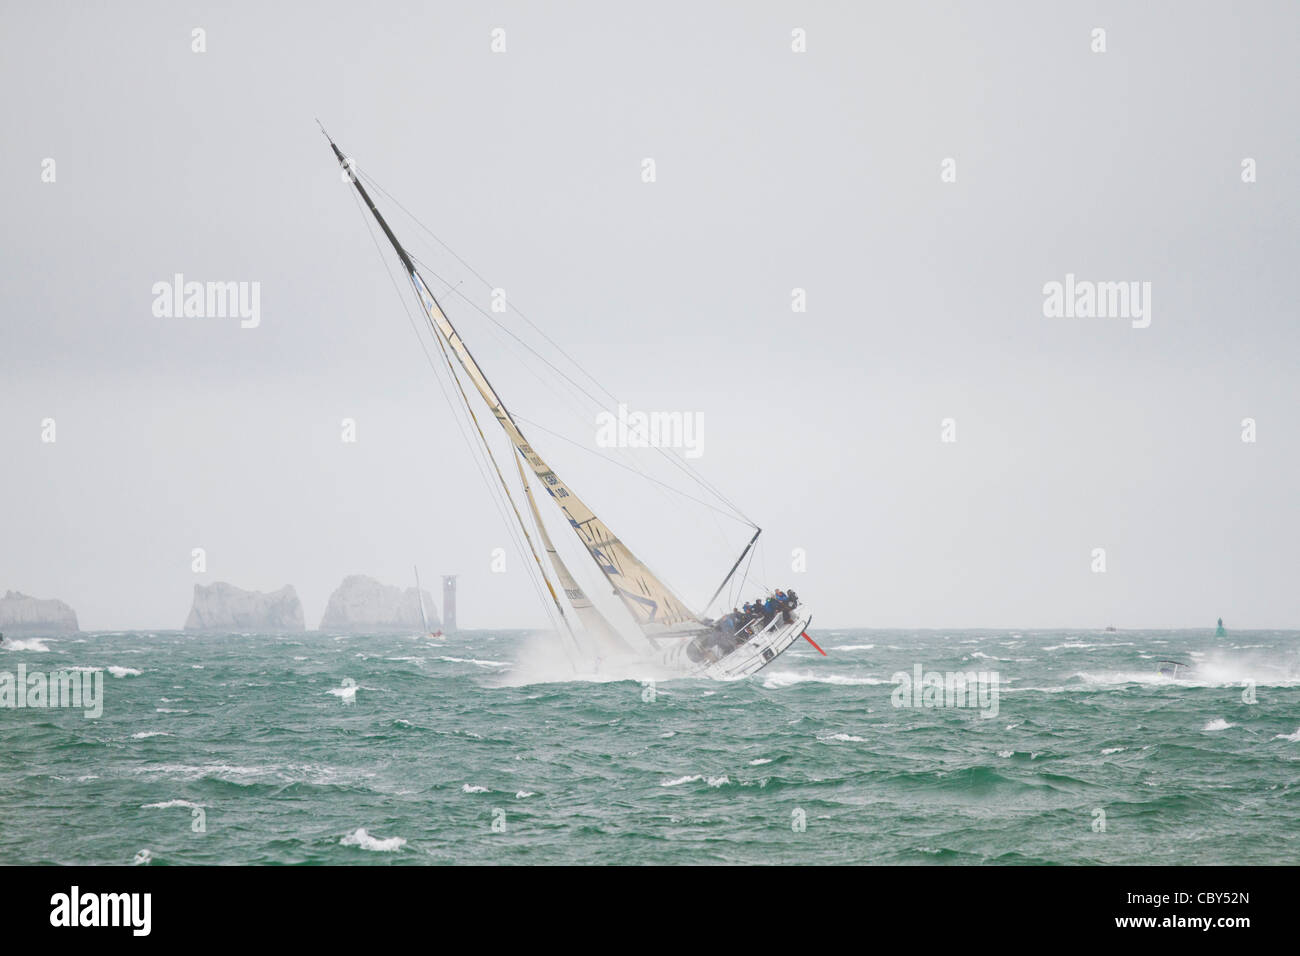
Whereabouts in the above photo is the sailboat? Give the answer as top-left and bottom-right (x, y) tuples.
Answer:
(323, 127), (813, 678)
(413, 566), (443, 641)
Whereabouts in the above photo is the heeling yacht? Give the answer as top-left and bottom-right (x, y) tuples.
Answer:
(322, 127), (814, 678)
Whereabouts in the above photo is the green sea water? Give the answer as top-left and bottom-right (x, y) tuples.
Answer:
(2, 628), (1298, 865)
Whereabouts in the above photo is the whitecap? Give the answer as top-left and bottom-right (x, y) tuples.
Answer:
(1203, 718), (1234, 731)
(131, 732), (173, 740)
(438, 656), (509, 668)
(340, 828), (405, 852)
(461, 783), (489, 793)
(749, 758), (773, 765)
(329, 679), (358, 701)
(820, 732), (867, 743)
(108, 666), (141, 678)
(2, 638), (50, 651)
(515, 790), (535, 799)
(762, 671), (889, 689)
(1272, 727), (1300, 742)
(661, 774), (702, 787)
(141, 799), (204, 810)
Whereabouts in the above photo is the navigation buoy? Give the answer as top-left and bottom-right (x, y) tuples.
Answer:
(1215, 617), (1226, 637)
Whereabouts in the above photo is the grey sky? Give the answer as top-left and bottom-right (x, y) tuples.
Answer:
(2, 1), (1297, 630)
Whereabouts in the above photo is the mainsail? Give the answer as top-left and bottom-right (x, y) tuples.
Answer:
(327, 130), (703, 638)
(413, 565), (431, 633)
(408, 270), (701, 635)
(512, 450), (631, 652)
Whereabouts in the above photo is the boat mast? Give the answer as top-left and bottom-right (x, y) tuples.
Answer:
(323, 128), (702, 636)
(700, 527), (762, 617)
(323, 128), (572, 634)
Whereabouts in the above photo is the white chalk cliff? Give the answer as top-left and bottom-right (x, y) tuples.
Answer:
(0, 590), (80, 635)
(184, 582), (305, 633)
(319, 575), (439, 633)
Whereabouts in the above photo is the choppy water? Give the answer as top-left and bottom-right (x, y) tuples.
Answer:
(2, 628), (1298, 865)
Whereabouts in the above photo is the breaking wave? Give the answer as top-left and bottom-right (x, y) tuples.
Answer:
(340, 827), (405, 852)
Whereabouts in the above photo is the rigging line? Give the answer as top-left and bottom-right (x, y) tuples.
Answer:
(510, 447), (592, 664)
(505, 439), (581, 669)
(348, 185), (565, 637)
(734, 539), (759, 608)
(417, 251), (742, 573)
(427, 308), (576, 643)
(416, 269), (577, 639)
(405, 223), (698, 632)
(427, 317), (564, 638)
(329, 133), (563, 637)
(402, 244), (755, 529)
(358, 169), (756, 527)
(409, 248), (737, 615)
(364, 208), (564, 639)
(701, 528), (762, 617)
(444, 355), (575, 650)
(334, 146), (715, 630)
(512, 414), (750, 523)
(415, 257), (689, 527)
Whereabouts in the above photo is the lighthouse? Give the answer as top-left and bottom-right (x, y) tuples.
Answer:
(442, 575), (457, 632)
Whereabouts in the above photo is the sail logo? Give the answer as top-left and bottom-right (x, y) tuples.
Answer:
(49, 886), (151, 936)
(0, 664), (103, 718)
(595, 403), (704, 458)
(890, 663), (999, 718)
(1042, 273), (1151, 328)
(151, 273), (261, 328)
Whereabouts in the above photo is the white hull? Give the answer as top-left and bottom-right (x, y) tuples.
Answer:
(660, 606), (814, 679)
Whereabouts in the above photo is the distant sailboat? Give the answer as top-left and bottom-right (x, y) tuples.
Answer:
(1155, 659), (1191, 679)
(413, 566), (443, 641)
(324, 127), (812, 678)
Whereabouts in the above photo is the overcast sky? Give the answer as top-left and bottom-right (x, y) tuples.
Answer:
(2, 1), (1297, 630)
